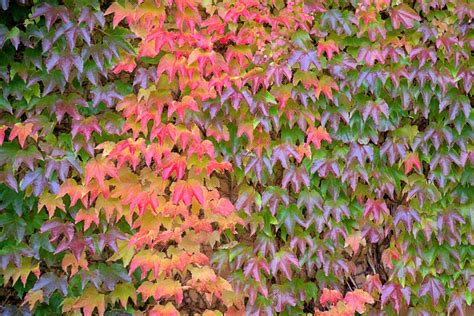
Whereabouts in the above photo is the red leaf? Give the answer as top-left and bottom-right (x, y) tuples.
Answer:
(206, 160), (232, 176)
(211, 198), (235, 216)
(72, 117), (101, 142)
(172, 180), (205, 206)
(404, 152), (421, 174)
(168, 96), (199, 121)
(390, 4), (421, 29)
(317, 40), (339, 60)
(320, 288), (343, 306)
(0, 125), (7, 145)
(112, 55), (136, 74)
(161, 155), (186, 180)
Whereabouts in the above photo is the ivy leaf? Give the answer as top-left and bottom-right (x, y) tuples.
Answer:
(172, 180), (205, 206)
(71, 117), (101, 142)
(31, 272), (68, 301)
(364, 199), (389, 222)
(85, 157), (118, 196)
(404, 153), (421, 174)
(31, 3), (70, 30)
(105, 2), (136, 28)
(419, 277), (445, 305)
(320, 288), (343, 306)
(390, 4), (421, 30)
(75, 208), (100, 231)
(149, 303), (179, 316)
(344, 231), (365, 254)
(211, 198), (235, 217)
(270, 250), (299, 280)
(8, 123), (35, 148)
(71, 286), (105, 316)
(343, 289), (374, 313)
(381, 283), (411, 314)
(19, 169), (47, 197)
(317, 40), (339, 60)
(58, 179), (87, 207)
(22, 290), (44, 311)
(110, 283), (137, 309)
(277, 205), (305, 236)
(306, 126), (332, 149)
(137, 279), (184, 304)
(2, 257), (40, 286)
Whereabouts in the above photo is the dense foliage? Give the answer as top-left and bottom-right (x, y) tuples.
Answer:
(0, 0), (473, 315)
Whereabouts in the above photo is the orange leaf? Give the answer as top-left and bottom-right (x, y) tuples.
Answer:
(307, 126), (332, 149)
(59, 179), (87, 207)
(104, 1), (136, 28)
(315, 76), (339, 101)
(149, 303), (180, 316)
(137, 279), (183, 304)
(75, 208), (100, 231)
(85, 157), (118, 196)
(343, 289), (375, 313)
(8, 122), (34, 148)
(72, 286), (105, 316)
(315, 301), (354, 316)
(344, 231), (366, 254)
(237, 122), (254, 143)
(62, 252), (88, 276)
(168, 96), (199, 121)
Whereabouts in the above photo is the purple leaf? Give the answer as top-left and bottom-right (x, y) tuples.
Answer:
(419, 277), (445, 305)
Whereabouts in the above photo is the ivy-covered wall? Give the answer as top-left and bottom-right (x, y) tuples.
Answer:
(0, 0), (472, 315)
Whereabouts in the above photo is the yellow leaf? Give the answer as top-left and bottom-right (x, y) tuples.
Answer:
(38, 191), (65, 218)
(110, 283), (137, 309)
(108, 239), (135, 266)
(22, 290), (44, 310)
(2, 257), (40, 286)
